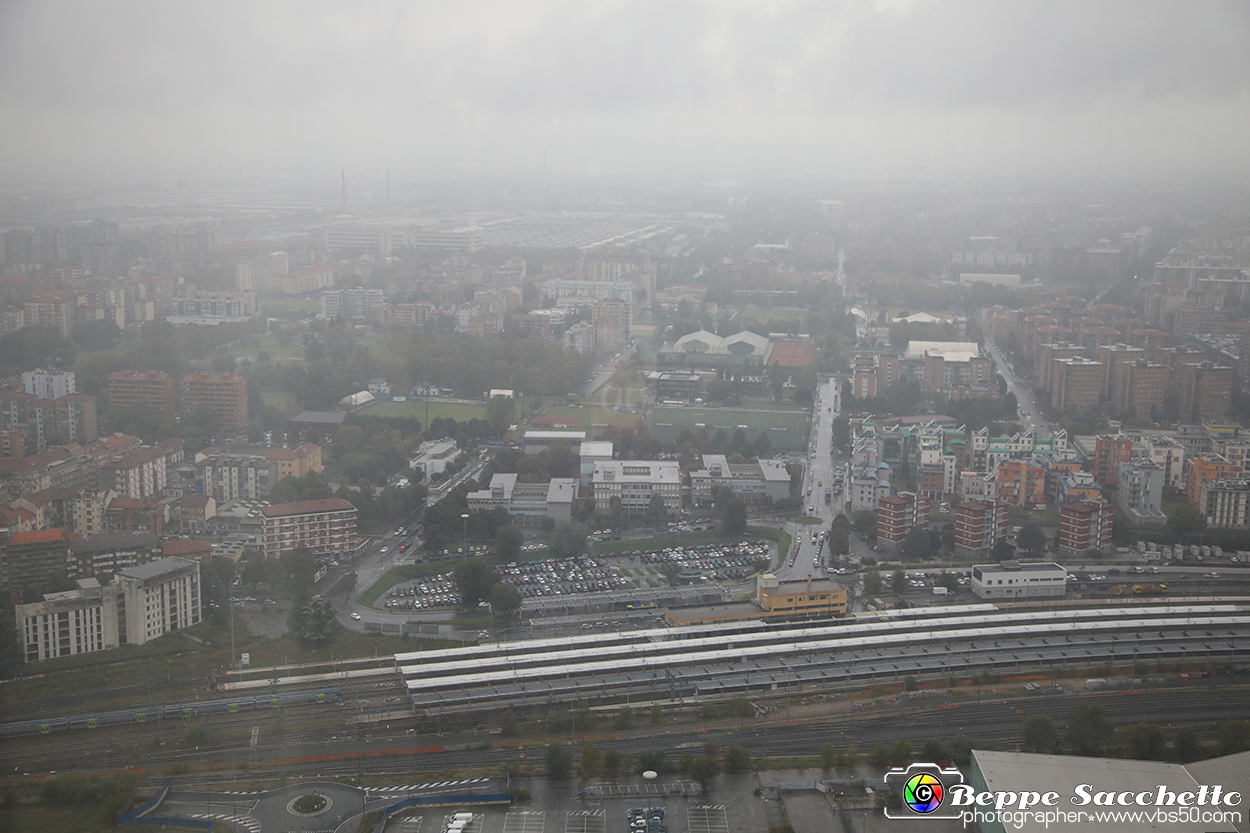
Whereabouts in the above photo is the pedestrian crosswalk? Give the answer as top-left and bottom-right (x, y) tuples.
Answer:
(365, 777), (492, 798)
(187, 812), (261, 833)
(217, 789), (266, 796)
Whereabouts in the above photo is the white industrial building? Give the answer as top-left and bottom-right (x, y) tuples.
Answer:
(971, 560), (1067, 600)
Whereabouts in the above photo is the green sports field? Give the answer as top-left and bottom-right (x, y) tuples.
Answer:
(533, 403), (643, 431)
(365, 399), (495, 423)
(647, 405), (811, 451)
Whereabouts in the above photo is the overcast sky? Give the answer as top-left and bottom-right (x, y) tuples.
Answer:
(1, 0), (1248, 183)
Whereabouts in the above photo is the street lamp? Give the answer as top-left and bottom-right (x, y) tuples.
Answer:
(461, 513), (470, 552)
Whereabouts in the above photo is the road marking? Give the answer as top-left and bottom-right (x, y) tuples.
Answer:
(687, 804), (728, 833)
(566, 808), (605, 833)
(504, 810), (546, 833)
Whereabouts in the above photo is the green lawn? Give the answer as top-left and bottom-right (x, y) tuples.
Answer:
(365, 399), (493, 422)
(733, 307), (811, 323)
(259, 298), (321, 316)
(535, 403), (642, 431)
(647, 405), (811, 451)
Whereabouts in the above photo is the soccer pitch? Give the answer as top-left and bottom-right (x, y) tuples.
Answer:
(647, 405), (811, 451)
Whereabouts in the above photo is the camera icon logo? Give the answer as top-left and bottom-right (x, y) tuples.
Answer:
(884, 763), (966, 820)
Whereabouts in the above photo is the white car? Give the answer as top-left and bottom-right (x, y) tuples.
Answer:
(380, 546), (389, 553)
(350, 612), (362, 620)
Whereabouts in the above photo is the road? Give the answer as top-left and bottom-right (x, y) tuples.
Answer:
(982, 335), (1054, 435)
(775, 376), (847, 581)
(583, 341), (638, 395)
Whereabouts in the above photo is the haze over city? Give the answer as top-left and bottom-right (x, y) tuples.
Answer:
(2, 0), (1249, 182)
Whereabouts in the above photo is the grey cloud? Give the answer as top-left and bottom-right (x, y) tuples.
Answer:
(0, 0), (1247, 178)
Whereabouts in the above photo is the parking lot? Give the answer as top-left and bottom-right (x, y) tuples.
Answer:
(499, 556), (626, 599)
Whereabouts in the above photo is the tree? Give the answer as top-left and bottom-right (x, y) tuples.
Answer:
(687, 755), (721, 793)
(289, 598), (336, 644)
(644, 492), (670, 525)
(1167, 503), (1208, 539)
(1022, 715), (1062, 754)
(500, 710), (520, 736)
(453, 557), (499, 606)
(725, 745), (752, 772)
(602, 749), (625, 776)
(852, 511), (877, 532)
(863, 569), (882, 597)
(936, 572), (958, 592)
(546, 742), (573, 778)
(1017, 522), (1047, 553)
(486, 395), (515, 433)
(1173, 728), (1201, 763)
(819, 742), (838, 770)
(549, 522), (591, 560)
(578, 742), (602, 787)
(754, 431), (771, 456)
(902, 524), (930, 559)
(991, 540), (1015, 559)
(1066, 704), (1114, 757)
(1119, 723), (1167, 761)
(721, 494), (748, 536)
(495, 525), (524, 562)
(489, 582), (523, 616)
(615, 706), (635, 730)
(891, 569), (906, 594)
(637, 750), (666, 774)
(1219, 719), (1250, 756)
(827, 525), (849, 556)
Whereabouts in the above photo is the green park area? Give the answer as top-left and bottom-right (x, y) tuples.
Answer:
(647, 404), (811, 452)
(365, 399), (495, 423)
(533, 402), (642, 431)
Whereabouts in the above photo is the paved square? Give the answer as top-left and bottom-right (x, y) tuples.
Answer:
(687, 804), (729, 833)
(505, 810), (546, 833)
(566, 808), (605, 833)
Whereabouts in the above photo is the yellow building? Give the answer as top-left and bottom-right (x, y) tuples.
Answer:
(264, 443), (323, 480)
(662, 573), (846, 627)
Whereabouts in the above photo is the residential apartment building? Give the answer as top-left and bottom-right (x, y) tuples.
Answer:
(1185, 453), (1233, 506)
(21, 369), (76, 400)
(1113, 360), (1167, 421)
(321, 287), (384, 319)
(1058, 500), (1114, 554)
(1052, 358), (1103, 412)
(182, 372), (248, 431)
(996, 460), (1045, 507)
(1115, 458), (1166, 527)
(1179, 362), (1233, 423)
(97, 446), (166, 499)
(114, 557), (201, 646)
(261, 498), (358, 560)
(1198, 479), (1250, 530)
(876, 492), (928, 551)
(4, 528), (70, 592)
(108, 370), (176, 423)
(592, 461), (681, 516)
(954, 499), (1008, 558)
(1093, 435), (1134, 485)
(16, 578), (119, 662)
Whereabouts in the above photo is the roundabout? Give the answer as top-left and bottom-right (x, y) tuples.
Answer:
(288, 792), (332, 816)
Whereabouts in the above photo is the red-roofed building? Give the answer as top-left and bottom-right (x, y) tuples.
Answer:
(105, 497), (166, 537)
(98, 446), (167, 499)
(5, 528), (70, 591)
(182, 372), (248, 431)
(263, 443), (322, 480)
(162, 538), (214, 563)
(261, 497), (357, 560)
(108, 370), (176, 423)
